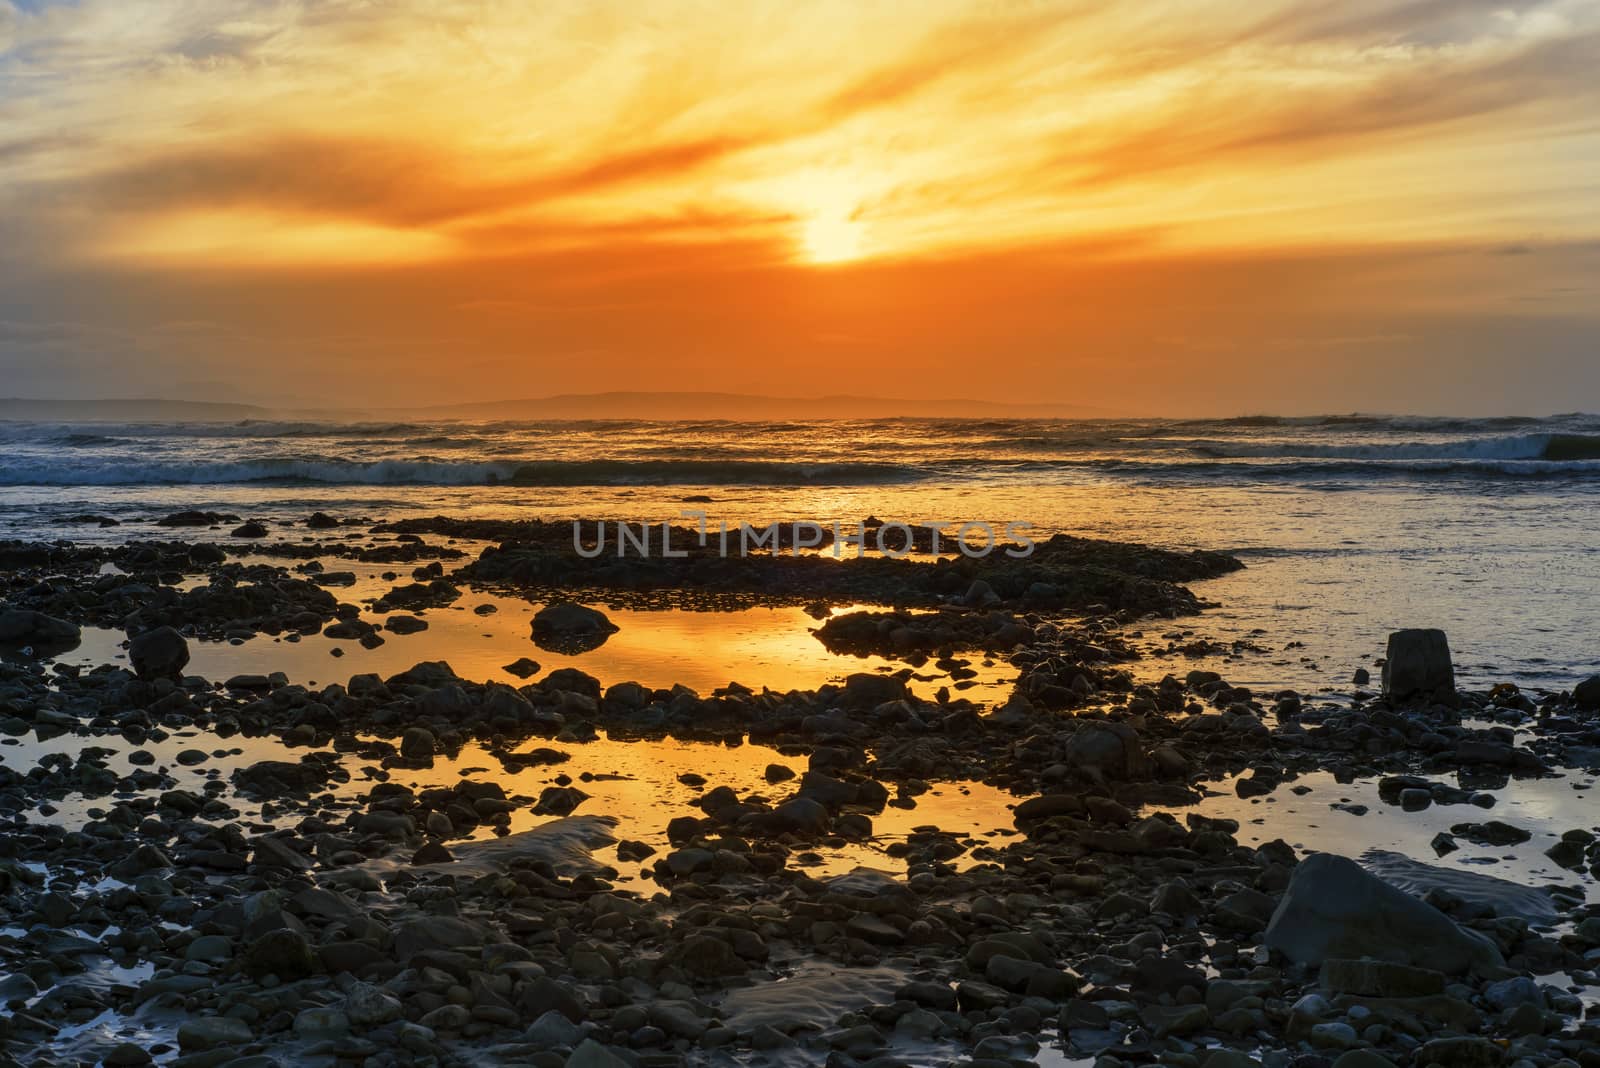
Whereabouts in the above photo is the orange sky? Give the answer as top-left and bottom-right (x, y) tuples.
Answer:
(1, 0), (1597, 413)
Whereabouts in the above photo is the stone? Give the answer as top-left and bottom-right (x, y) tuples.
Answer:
(1064, 720), (1148, 779)
(400, 725), (436, 759)
(526, 1008), (584, 1046)
(1415, 1036), (1504, 1067)
(1141, 1003), (1209, 1037)
(1574, 674), (1600, 710)
(669, 935), (745, 979)
(128, 625), (190, 680)
(1264, 853), (1503, 973)
(344, 981), (403, 1027)
(1320, 958), (1446, 997)
(0, 609), (80, 645)
(293, 1007), (352, 1041)
(1381, 628), (1454, 701)
(566, 1040), (632, 1068)
(243, 928), (318, 979)
(176, 1016), (253, 1050)
(531, 602), (618, 653)
(504, 656), (542, 678)
(1484, 975), (1543, 1011)
(1331, 1053), (1400, 1068)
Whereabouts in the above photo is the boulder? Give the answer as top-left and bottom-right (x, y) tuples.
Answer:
(1065, 721), (1148, 780)
(129, 625), (190, 680)
(1381, 629), (1454, 702)
(1264, 853), (1502, 974)
(0, 609), (80, 645)
(531, 602), (618, 653)
(1574, 675), (1600, 711)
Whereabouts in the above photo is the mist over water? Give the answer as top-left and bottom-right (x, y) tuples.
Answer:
(3, 414), (1597, 693)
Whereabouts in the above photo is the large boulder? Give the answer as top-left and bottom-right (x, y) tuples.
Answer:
(0, 609), (80, 646)
(1064, 721), (1148, 780)
(1573, 675), (1600, 711)
(129, 625), (190, 680)
(531, 602), (618, 654)
(1264, 853), (1502, 974)
(1381, 629), (1454, 702)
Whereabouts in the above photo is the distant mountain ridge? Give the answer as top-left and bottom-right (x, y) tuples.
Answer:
(0, 392), (1112, 422)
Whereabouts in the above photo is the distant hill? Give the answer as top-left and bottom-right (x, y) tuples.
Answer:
(0, 392), (1112, 423)
(0, 397), (271, 422)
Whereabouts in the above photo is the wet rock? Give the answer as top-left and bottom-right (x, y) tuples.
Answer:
(128, 625), (190, 679)
(243, 928), (318, 979)
(1264, 853), (1503, 973)
(1575, 674), (1600, 710)
(386, 614), (429, 635)
(1415, 1036), (1504, 1067)
(535, 785), (589, 815)
(293, 1007), (352, 1041)
(504, 656), (542, 678)
(400, 725), (436, 759)
(531, 602), (618, 653)
(177, 1016), (253, 1050)
(1065, 720), (1148, 780)
(1381, 628), (1454, 702)
(344, 981), (403, 1027)
(0, 609), (80, 644)
(566, 1039), (631, 1068)
(1320, 958), (1445, 997)
(668, 935), (746, 979)
(232, 520), (269, 538)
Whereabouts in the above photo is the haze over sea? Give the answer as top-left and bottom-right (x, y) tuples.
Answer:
(3, 413), (1598, 694)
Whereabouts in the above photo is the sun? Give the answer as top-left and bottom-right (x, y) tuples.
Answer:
(801, 212), (864, 264)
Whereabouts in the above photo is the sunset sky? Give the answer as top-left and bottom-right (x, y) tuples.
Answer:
(1, 0), (1597, 414)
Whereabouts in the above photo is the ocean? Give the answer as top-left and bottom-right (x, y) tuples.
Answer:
(3, 413), (1598, 694)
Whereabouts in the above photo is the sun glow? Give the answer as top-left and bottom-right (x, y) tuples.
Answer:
(801, 212), (865, 264)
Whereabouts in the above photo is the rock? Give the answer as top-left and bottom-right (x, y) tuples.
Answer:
(1320, 958), (1445, 997)
(504, 656), (542, 678)
(1309, 1021), (1360, 1050)
(566, 1040), (632, 1068)
(1484, 975), (1543, 1011)
(669, 935), (745, 979)
(963, 579), (1000, 607)
(293, 1007), (352, 1040)
(1264, 853), (1503, 973)
(177, 1016), (253, 1050)
(128, 625), (190, 680)
(307, 511), (340, 528)
(386, 614), (429, 635)
(531, 602), (618, 653)
(1415, 1036), (1504, 1067)
(773, 796), (829, 834)
(1141, 1003), (1209, 1037)
(1575, 675), (1600, 710)
(1013, 794), (1083, 823)
(1064, 721), (1148, 780)
(1331, 1053), (1400, 1068)
(243, 928), (318, 979)
(400, 725), (436, 759)
(0, 609), (80, 645)
(527, 1009), (584, 1046)
(231, 520), (269, 538)
(420, 1005), (471, 1030)
(102, 1044), (153, 1067)
(1381, 628), (1454, 701)
(535, 785), (589, 815)
(344, 981), (403, 1027)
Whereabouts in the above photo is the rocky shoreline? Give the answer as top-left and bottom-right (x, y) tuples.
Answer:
(2, 515), (1600, 1068)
